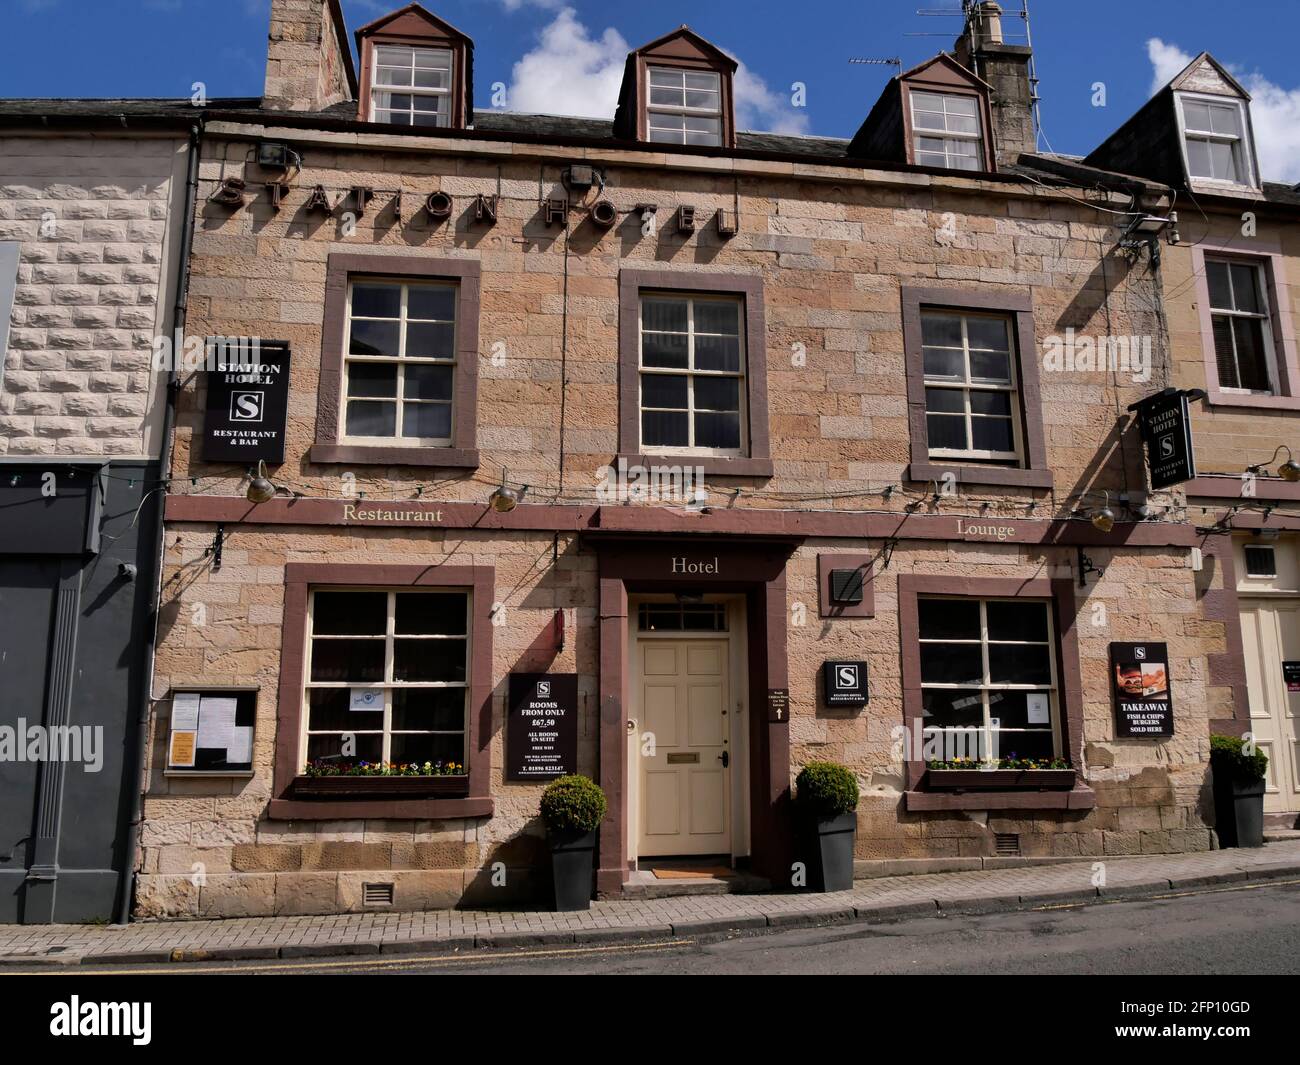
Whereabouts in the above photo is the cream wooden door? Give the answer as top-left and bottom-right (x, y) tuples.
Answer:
(637, 639), (731, 856)
(1240, 599), (1300, 813)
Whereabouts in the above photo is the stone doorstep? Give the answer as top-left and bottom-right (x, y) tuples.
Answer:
(4, 850), (1299, 969)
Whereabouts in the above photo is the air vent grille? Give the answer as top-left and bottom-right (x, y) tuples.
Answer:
(362, 882), (395, 907)
(994, 833), (1020, 856)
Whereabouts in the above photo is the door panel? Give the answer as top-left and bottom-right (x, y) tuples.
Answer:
(637, 638), (731, 856)
(1239, 599), (1300, 812)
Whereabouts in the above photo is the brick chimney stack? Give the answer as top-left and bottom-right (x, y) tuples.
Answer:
(954, 1), (1037, 167)
(263, 0), (356, 113)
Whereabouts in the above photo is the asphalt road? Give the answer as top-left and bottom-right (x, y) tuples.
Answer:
(62, 877), (1300, 976)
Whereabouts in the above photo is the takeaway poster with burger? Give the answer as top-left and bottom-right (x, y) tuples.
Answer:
(1109, 642), (1174, 737)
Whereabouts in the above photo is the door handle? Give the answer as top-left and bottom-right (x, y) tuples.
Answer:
(718, 750), (729, 768)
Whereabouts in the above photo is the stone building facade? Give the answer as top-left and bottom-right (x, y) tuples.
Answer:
(121, 0), (1256, 920)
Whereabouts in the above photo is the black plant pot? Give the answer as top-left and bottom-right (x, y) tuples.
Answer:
(805, 811), (857, 892)
(1213, 771), (1265, 848)
(548, 828), (597, 911)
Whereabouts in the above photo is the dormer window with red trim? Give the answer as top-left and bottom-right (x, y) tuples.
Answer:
(614, 26), (737, 149)
(909, 90), (984, 170)
(356, 4), (474, 130)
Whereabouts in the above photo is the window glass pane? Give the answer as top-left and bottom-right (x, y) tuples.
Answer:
(404, 364), (454, 401)
(694, 411), (741, 450)
(1186, 137), (1212, 178)
(1212, 315), (1240, 388)
(413, 95), (445, 114)
(950, 153), (980, 171)
(988, 643), (1052, 685)
(306, 687), (358, 732)
(643, 410), (689, 447)
(992, 730), (1053, 761)
(407, 286), (456, 321)
(986, 690), (1050, 730)
(413, 68), (448, 90)
(1209, 104), (1242, 137)
(308, 733), (382, 763)
(1182, 100), (1211, 130)
(401, 402), (451, 439)
(1229, 264), (1261, 314)
(695, 301), (740, 335)
(969, 390), (1011, 416)
(971, 416), (1014, 453)
(925, 386), (964, 413)
(970, 349), (1011, 383)
(923, 347), (964, 378)
(921, 313), (963, 348)
(643, 332), (690, 369)
(395, 593), (467, 635)
(685, 71), (720, 91)
(685, 90), (718, 110)
(915, 151), (948, 167)
(390, 733), (464, 767)
(642, 373), (689, 409)
(351, 283), (401, 319)
(966, 317), (1010, 351)
(694, 334), (742, 372)
(1209, 139), (1237, 182)
(919, 643), (984, 686)
(986, 600), (1048, 642)
(347, 362), (398, 398)
(412, 111), (447, 128)
(311, 638), (385, 683)
(643, 298), (688, 332)
(922, 690), (985, 729)
(393, 638), (466, 683)
(927, 413), (968, 451)
(650, 67), (684, 87)
(695, 376), (740, 412)
(918, 598), (981, 640)
(346, 399), (397, 437)
(349, 319), (401, 357)
(1206, 260), (1233, 309)
(378, 66), (413, 88)
(1232, 317), (1271, 391)
(313, 591), (387, 635)
(392, 686), (465, 732)
(406, 322), (456, 359)
(685, 127), (722, 146)
(650, 86), (684, 107)
(947, 114), (979, 134)
(946, 95), (977, 116)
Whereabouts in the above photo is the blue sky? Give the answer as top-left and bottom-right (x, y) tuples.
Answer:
(3, 0), (1298, 179)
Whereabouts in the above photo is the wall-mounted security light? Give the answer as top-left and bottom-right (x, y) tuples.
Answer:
(257, 141), (299, 171)
(1246, 444), (1300, 482)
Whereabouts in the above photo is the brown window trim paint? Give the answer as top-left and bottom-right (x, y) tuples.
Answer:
(1190, 241), (1300, 410)
(617, 269), (773, 479)
(312, 253), (481, 470)
(901, 285), (1053, 490)
(355, 9), (473, 130)
(897, 574), (1094, 812)
(269, 563), (495, 821)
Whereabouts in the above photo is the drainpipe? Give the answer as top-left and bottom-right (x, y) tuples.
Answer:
(115, 120), (202, 924)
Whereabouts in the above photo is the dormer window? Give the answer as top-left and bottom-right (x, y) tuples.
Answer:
(370, 45), (453, 126)
(356, 5), (474, 131)
(1178, 94), (1256, 186)
(647, 67), (723, 146)
(910, 91), (983, 171)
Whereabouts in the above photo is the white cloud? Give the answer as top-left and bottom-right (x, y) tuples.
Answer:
(505, 7), (808, 136)
(506, 7), (628, 118)
(500, 0), (564, 10)
(1147, 38), (1300, 183)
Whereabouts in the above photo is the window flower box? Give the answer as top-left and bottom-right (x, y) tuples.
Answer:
(290, 775), (470, 799)
(925, 768), (1076, 791)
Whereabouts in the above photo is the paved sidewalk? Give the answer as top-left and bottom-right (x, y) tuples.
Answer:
(2, 841), (1299, 966)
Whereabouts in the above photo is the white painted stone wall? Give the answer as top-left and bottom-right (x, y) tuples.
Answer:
(0, 133), (188, 459)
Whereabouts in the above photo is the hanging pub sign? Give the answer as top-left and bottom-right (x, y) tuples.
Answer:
(1109, 642), (1174, 737)
(822, 661), (869, 708)
(507, 673), (578, 781)
(1128, 388), (1200, 490)
(202, 337), (291, 464)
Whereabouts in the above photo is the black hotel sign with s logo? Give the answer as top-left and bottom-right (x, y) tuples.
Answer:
(1130, 388), (1198, 490)
(822, 661), (869, 708)
(202, 338), (291, 463)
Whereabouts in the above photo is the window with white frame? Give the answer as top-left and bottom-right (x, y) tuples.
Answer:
(1179, 94), (1256, 186)
(910, 90), (983, 171)
(1206, 258), (1276, 393)
(647, 66), (723, 146)
(303, 590), (468, 770)
(921, 309), (1021, 463)
(344, 278), (457, 443)
(370, 45), (453, 127)
(919, 597), (1060, 762)
(640, 293), (746, 453)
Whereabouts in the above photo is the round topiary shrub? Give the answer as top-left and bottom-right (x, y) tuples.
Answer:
(1210, 734), (1269, 784)
(794, 761), (860, 818)
(540, 774), (608, 835)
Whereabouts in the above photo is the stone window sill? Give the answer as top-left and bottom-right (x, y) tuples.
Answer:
(907, 461), (1053, 490)
(309, 444), (480, 470)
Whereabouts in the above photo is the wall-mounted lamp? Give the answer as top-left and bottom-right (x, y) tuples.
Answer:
(489, 468), (526, 513)
(245, 460), (279, 504)
(1085, 490), (1115, 533)
(1247, 444), (1300, 483)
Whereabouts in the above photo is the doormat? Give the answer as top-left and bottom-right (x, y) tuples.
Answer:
(650, 865), (735, 880)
